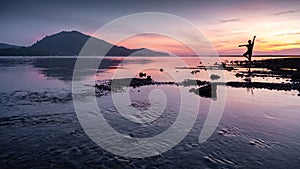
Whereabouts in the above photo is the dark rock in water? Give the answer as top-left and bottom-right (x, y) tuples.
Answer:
(95, 84), (111, 91)
(189, 83), (217, 99)
(95, 78), (155, 92)
(244, 78), (251, 82)
(191, 70), (200, 75)
(210, 74), (220, 80)
(139, 72), (147, 78)
(111, 78), (154, 89)
(181, 79), (208, 86)
(146, 76), (152, 81)
(235, 73), (244, 78)
(291, 71), (300, 80)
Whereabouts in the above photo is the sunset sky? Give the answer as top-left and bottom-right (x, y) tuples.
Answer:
(1, 0), (300, 55)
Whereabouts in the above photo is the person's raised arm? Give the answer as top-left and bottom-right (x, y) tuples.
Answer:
(252, 36), (256, 45)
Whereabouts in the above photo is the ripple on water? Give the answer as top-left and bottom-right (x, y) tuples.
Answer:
(1, 90), (72, 106)
(249, 138), (266, 148)
(204, 154), (236, 167)
(218, 126), (241, 137)
(0, 112), (74, 127)
(249, 138), (282, 149)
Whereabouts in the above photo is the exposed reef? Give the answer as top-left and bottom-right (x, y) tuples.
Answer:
(94, 77), (300, 99)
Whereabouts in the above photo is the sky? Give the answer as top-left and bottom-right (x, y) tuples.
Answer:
(1, 0), (300, 55)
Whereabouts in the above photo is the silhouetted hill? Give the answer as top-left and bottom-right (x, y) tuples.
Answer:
(0, 43), (21, 49)
(0, 31), (168, 56)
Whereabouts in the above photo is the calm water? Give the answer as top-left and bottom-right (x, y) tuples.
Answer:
(0, 56), (299, 168)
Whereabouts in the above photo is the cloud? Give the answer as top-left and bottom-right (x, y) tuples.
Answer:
(219, 18), (241, 23)
(276, 48), (300, 54)
(218, 40), (232, 43)
(264, 42), (300, 48)
(133, 33), (167, 38)
(275, 32), (300, 36)
(273, 9), (300, 16)
(256, 48), (300, 55)
(255, 39), (269, 43)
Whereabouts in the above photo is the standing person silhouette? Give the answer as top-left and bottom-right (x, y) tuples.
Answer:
(239, 36), (256, 62)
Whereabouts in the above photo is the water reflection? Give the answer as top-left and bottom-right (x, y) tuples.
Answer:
(1, 56), (300, 168)
(0, 56), (299, 95)
(32, 58), (124, 81)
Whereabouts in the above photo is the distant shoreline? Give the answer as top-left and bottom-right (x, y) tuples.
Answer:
(220, 55), (300, 57)
(178, 55), (300, 57)
(0, 55), (300, 58)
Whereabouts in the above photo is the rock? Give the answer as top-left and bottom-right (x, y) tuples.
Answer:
(244, 78), (251, 82)
(95, 84), (111, 91)
(210, 74), (220, 80)
(146, 75), (152, 81)
(191, 70), (200, 74)
(235, 73), (244, 78)
(139, 72), (146, 78)
(189, 83), (217, 99)
(291, 71), (300, 80)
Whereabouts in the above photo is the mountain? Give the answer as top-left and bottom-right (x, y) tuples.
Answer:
(0, 43), (21, 49)
(0, 31), (168, 56)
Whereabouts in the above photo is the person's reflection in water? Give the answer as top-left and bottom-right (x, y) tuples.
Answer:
(246, 87), (254, 96)
(245, 67), (254, 96)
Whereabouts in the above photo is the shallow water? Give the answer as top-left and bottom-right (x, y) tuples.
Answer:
(0, 56), (299, 168)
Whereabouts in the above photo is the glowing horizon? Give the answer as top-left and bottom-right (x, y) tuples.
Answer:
(112, 5), (300, 55)
(108, 31), (300, 56)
